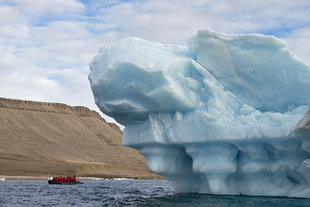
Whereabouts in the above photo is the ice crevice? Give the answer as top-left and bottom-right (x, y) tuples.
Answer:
(89, 29), (310, 198)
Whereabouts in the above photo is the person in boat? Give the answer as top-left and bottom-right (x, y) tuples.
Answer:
(52, 175), (76, 182)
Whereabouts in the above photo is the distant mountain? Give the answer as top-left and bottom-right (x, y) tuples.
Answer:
(0, 97), (160, 179)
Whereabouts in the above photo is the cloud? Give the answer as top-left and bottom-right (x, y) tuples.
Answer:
(283, 27), (310, 65)
(0, 0), (309, 127)
(93, 0), (310, 44)
(8, 0), (85, 17)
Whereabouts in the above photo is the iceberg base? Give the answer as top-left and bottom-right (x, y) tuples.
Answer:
(133, 139), (310, 198)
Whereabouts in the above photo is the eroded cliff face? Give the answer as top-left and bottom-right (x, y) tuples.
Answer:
(0, 98), (112, 121)
(0, 98), (159, 179)
(295, 104), (310, 137)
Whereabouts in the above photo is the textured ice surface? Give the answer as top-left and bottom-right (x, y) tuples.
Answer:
(89, 30), (310, 197)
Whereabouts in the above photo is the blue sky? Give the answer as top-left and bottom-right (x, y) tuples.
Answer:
(0, 0), (310, 123)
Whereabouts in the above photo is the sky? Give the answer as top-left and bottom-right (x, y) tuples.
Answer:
(0, 0), (310, 124)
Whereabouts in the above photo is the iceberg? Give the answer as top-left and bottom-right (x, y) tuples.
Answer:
(89, 30), (310, 197)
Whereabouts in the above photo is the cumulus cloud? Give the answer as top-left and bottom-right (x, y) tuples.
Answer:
(0, 0), (309, 125)
(94, 0), (310, 44)
(283, 27), (310, 65)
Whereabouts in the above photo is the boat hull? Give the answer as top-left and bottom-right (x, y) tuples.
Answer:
(48, 180), (83, 185)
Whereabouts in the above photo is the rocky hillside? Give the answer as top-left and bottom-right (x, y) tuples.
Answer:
(0, 98), (159, 179)
(295, 104), (310, 135)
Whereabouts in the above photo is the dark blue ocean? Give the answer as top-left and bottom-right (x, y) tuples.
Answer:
(1, 180), (310, 206)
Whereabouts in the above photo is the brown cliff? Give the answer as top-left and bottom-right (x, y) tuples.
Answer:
(0, 97), (160, 179)
(295, 104), (310, 136)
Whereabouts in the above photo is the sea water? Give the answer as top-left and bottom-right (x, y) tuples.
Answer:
(1, 180), (310, 206)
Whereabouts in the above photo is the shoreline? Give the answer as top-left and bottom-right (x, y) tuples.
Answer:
(0, 176), (51, 180)
(0, 175), (162, 181)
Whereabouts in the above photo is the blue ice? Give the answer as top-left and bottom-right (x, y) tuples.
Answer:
(89, 30), (310, 198)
